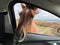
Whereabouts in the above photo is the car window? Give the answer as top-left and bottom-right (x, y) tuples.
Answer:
(13, 3), (60, 37)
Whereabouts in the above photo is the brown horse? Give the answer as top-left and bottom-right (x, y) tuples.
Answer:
(17, 3), (38, 35)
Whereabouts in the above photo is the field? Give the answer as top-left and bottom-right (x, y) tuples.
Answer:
(16, 19), (60, 37)
(34, 20), (60, 36)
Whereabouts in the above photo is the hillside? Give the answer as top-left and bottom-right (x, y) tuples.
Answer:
(34, 20), (60, 36)
(35, 20), (60, 28)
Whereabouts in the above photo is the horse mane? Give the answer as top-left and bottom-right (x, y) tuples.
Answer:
(17, 9), (33, 34)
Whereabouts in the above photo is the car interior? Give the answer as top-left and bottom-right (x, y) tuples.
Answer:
(0, 0), (60, 45)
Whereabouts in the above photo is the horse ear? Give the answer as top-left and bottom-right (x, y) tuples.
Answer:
(21, 3), (26, 9)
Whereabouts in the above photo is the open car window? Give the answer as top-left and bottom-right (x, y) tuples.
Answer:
(13, 3), (60, 37)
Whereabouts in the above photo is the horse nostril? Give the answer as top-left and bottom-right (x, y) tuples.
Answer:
(14, 29), (26, 42)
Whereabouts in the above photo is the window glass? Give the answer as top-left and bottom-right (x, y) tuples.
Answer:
(13, 3), (60, 37)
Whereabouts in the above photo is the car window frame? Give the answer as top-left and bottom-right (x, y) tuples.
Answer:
(8, 0), (60, 34)
(8, 0), (60, 43)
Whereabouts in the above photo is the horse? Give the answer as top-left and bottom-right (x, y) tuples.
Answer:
(15, 3), (38, 42)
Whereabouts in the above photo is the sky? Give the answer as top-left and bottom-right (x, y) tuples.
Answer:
(14, 3), (60, 21)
